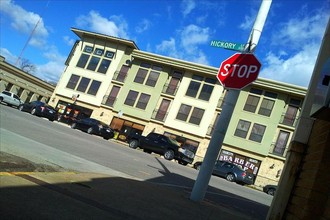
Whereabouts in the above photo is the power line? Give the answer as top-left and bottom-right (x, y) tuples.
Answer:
(15, 1), (50, 66)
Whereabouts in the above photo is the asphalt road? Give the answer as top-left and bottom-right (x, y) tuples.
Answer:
(0, 103), (272, 219)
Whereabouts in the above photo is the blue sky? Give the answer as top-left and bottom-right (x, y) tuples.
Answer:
(1, 0), (329, 87)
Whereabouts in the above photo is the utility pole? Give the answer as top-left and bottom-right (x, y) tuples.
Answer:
(190, 0), (272, 202)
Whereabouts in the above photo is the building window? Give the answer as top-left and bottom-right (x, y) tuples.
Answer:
(115, 65), (129, 82)
(273, 131), (290, 156)
(234, 120), (251, 138)
(94, 48), (104, 56)
(124, 90), (138, 106)
(258, 99), (275, 116)
(76, 77), (90, 92)
(76, 46), (114, 73)
(243, 88), (277, 117)
(134, 68), (148, 84)
(86, 56), (100, 71)
(176, 104), (192, 121)
(84, 46), (93, 53)
(97, 59), (111, 74)
(186, 75), (202, 97)
(146, 71), (160, 87)
(282, 98), (301, 126)
(136, 93), (151, 110)
(186, 75), (215, 101)
(5, 83), (13, 91)
(105, 86), (120, 107)
(66, 74), (80, 89)
(164, 71), (182, 95)
(87, 80), (101, 95)
(249, 123), (266, 143)
(176, 104), (205, 125)
(133, 62), (162, 87)
(243, 95), (260, 113)
(189, 107), (205, 125)
(76, 54), (89, 68)
(105, 51), (114, 58)
(198, 81), (216, 101)
(154, 99), (171, 121)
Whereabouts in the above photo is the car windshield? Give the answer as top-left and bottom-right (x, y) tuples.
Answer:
(168, 137), (180, 146)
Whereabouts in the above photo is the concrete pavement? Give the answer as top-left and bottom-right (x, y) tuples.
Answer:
(0, 153), (255, 220)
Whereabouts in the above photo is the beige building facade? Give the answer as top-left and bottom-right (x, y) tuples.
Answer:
(50, 28), (307, 188)
(0, 56), (55, 103)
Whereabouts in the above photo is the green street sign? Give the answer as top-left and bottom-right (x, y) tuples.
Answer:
(210, 40), (245, 52)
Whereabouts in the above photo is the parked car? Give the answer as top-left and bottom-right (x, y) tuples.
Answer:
(18, 101), (57, 121)
(70, 118), (115, 140)
(194, 160), (254, 185)
(126, 132), (195, 166)
(0, 90), (23, 107)
(263, 184), (277, 196)
(126, 132), (195, 165)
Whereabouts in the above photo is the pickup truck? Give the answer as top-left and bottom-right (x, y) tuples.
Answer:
(0, 90), (23, 107)
(126, 132), (195, 165)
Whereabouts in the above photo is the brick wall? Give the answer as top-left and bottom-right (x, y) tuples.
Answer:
(285, 119), (330, 219)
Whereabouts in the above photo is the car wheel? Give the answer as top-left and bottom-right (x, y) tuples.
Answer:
(226, 173), (235, 182)
(103, 137), (110, 140)
(71, 123), (77, 129)
(18, 105), (24, 111)
(164, 149), (175, 160)
(195, 164), (201, 170)
(87, 127), (93, 134)
(128, 140), (138, 149)
(0, 97), (3, 102)
(31, 108), (36, 115)
(267, 188), (276, 196)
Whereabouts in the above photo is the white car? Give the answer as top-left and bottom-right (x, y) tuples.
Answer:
(0, 90), (23, 107)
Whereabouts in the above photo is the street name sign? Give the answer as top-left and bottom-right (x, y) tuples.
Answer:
(217, 53), (261, 90)
(210, 40), (245, 52)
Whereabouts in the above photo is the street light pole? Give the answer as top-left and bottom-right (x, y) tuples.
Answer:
(190, 0), (272, 202)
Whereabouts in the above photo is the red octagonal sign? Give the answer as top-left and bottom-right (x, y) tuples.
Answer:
(217, 53), (261, 90)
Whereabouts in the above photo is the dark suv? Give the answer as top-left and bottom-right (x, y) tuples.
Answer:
(127, 132), (195, 165)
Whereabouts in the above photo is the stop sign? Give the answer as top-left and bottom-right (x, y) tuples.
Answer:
(217, 53), (261, 90)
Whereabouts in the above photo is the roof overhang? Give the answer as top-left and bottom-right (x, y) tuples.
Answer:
(71, 27), (139, 50)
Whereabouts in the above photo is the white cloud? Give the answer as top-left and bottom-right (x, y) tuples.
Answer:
(0, 46), (65, 83)
(0, 48), (17, 64)
(260, 43), (320, 87)
(181, 0), (196, 17)
(63, 36), (75, 47)
(271, 12), (328, 50)
(180, 24), (210, 53)
(0, 0), (48, 48)
(156, 38), (181, 59)
(135, 19), (152, 33)
(261, 6), (329, 87)
(155, 24), (210, 66)
(35, 46), (66, 82)
(75, 11), (129, 38)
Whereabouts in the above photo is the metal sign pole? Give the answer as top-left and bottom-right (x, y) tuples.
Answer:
(190, 0), (272, 202)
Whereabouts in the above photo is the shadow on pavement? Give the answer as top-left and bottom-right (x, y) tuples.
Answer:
(0, 152), (269, 220)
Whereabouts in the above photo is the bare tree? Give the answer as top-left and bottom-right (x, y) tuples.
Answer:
(19, 58), (36, 74)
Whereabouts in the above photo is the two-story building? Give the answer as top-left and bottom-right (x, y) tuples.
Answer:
(0, 56), (54, 103)
(49, 27), (306, 187)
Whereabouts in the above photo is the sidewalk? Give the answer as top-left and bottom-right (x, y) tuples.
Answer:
(0, 153), (253, 220)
